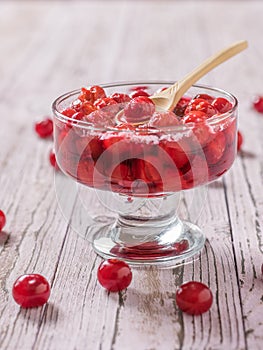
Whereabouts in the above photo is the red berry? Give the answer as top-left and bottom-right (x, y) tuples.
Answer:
(212, 97), (232, 113)
(183, 110), (208, 124)
(12, 274), (50, 308)
(61, 107), (76, 117)
(194, 94), (214, 103)
(81, 102), (97, 116)
(185, 98), (217, 118)
(84, 110), (114, 127)
(35, 118), (53, 138)
(130, 90), (150, 98)
(90, 85), (106, 101)
(94, 97), (119, 115)
(129, 85), (149, 91)
(110, 93), (131, 104)
(237, 130), (243, 151)
(148, 111), (179, 128)
(97, 259), (132, 292)
(253, 95), (263, 113)
(205, 132), (226, 164)
(49, 150), (59, 170)
(0, 210), (6, 231)
(173, 96), (191, 117)
(124, 96), (155, 123)
(176, 281), (213, 315)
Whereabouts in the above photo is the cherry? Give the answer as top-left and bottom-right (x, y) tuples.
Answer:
(97, 259), (132, 292)
(237, 130), (243, 151)
(0, 210), (6, 231)
(185, 98), (217, 118)
(49, 150), (59, 170)
(176, 281), (213, 315)
(212, 97), (232, 113)
(253, 95), (263, 113)
(124, 96), (155, 123)
(12, 274), (50, 308)
(35, 118), (53, 138)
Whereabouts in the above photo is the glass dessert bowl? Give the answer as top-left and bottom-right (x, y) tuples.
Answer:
(52, 82), (237, 266)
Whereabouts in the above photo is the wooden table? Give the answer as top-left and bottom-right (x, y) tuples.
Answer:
(1, 1), (262, 349)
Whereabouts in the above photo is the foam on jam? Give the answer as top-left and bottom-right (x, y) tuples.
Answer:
(54, 85), (237, 197)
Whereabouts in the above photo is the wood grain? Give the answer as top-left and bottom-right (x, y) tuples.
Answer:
(0, 1), (262, 350)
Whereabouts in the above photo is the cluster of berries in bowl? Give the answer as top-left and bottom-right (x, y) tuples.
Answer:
(53, 82), (237, 197)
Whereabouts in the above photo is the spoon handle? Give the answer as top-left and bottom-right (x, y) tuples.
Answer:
(154, 40), (248, 111)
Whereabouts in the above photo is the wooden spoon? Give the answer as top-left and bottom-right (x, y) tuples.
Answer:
(150, 40), (248, 111)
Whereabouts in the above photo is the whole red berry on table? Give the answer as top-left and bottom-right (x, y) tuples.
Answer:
(253, 95), (263, 113)
(12, 274), (51, 308)
(176, 281), (213, 315)
(97, 259), (132, 292)
(237, 130), (243, 152)
(0, 210), (6, 231)
(49, 150), (59, 170)
(35, 117), (53, 138)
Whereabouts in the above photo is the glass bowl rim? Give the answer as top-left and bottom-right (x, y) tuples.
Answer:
(52, 81), (238, 133)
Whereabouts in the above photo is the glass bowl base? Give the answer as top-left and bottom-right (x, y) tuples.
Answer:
(92, 220), (205, 267)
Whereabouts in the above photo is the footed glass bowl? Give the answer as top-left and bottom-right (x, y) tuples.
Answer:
(52, 82), (237, 266)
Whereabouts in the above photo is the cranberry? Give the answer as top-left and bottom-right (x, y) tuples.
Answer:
(110, 93), (131, 104)
(124, 96), (155, 123)
(194, 94), (214, 103)
(94, 97), (119, 115)
(81, 102), (97, 115)
(0, 210), (6, 231)
(212, 97), (232, 113)
(253, 95), (263, 113)
(185, 98), (217, 118)
(183, 110), (208, 124)
(12, 274), (50, 308)
(78, 86), (106, 104)
(129, 85), (149, 91)
(78, 87), (93, 103)
(237, 130), (243, 151)
(176, 281), (213, 315)
(49, 150), (59, 170)
(35, 118), (53, 138)
(90, 85), (106, 101)
(72, 111), (85, 121)
(148, 111), (179, 128)
(97, 259), (132, 292)
(62, 107), (76, 117)
(205, 132), (226, 164)
(130, 90), (150, 98)
(84, 110), (113, 127)
(173, 96), (191, 117)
